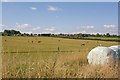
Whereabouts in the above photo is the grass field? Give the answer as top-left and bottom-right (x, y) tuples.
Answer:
(82, 37), (120, 42)
(1, 36), (119, 78)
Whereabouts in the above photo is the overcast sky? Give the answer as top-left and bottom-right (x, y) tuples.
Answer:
(0, 2), (118, 34)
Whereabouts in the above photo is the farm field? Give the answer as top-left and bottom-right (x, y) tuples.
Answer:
(81, 37), (120, 42)
(1, 36), (119, 78)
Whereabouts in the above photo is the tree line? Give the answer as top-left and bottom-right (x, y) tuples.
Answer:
(0, 29), (119, 39)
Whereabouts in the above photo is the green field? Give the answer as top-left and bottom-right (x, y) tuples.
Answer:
(82, 37), (120, 42)
(2, 36), (119, 78)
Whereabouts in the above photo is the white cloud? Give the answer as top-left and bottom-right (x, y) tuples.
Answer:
(81, 30), (86, 33)
(21, 31), (32, 34)
(76, 25), (94, 31)
(30, 7), (37, 10)
(72, 31), (86, 34)
(82, 25), (94, 29)
(0, 24), (13, 32)
(76, 25), (94, 32)
(104, 25), (116, 29)
(0, 24), (2, 32)
(44, 27), (56, 32)
(72, 31), (103, 35)
(0, 24), (5, 27)
(86, 26), (94, 29)
(48, 6), (62, 11)
(1, 0), (8, 2)
(32, 26), (41, 31)
(0, 24), (8, 28)
(71, 32), (80, 34)
(16, 23), (30, 29)
(75, 25), (96, 34)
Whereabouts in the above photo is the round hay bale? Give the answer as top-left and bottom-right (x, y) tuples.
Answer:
(87, 46), (116, 65)
(109, 45), (120, 65)
(109, 45), (120, 55)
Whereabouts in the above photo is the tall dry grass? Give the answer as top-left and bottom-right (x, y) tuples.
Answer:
(2, 36), (119, 78)
(2, 50), (119, 78)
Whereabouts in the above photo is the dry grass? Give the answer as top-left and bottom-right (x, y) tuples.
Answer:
(77, 64), (119, 78)
(2, 52), (119, 78)
(2, 36), (119, 78)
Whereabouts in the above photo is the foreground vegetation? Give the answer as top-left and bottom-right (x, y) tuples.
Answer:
(2, 36), (119, 78)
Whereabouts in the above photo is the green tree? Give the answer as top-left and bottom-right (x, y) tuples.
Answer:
(96, 33), (100, 37)
(106, 33), (110, 37)
(3, 30), (21, 36)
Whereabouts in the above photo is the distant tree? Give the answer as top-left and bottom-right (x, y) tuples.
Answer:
(96, 33), (100, 37)
(103, 34), (106, 37)
(1, 33), (4, 36)
(30, 33), (33, 36)
(106, 33), (110, 37)
(41, 33), (51, 37)
(11, 30), (20, 35)
(0, 32), (3, 36)
(38, 34), (41, 36)
(22, 33), (28, 36)
(34, 34), (38, 36)
(3, 30), (21, 36)
(21, 34), (24, 36)
(118, 35), (120, 38)
(111, 34), (117, 37)
(81, 34), (85, 37)
(26, 34), (29, 36)
(78, 33), (82, 37)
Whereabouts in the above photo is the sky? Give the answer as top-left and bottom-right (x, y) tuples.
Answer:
(0, 0), (119, 2)
(0, 2), (118, 34)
